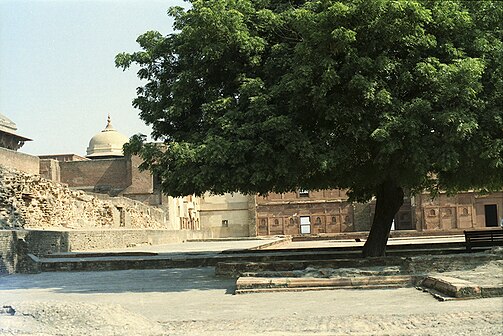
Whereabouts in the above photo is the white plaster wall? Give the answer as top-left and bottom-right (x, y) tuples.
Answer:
(199, 193), (253, 237)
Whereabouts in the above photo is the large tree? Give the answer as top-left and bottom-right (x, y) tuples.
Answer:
(117, 0), (503, 257)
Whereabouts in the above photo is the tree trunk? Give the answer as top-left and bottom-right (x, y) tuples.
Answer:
(362, 179), (404, 257)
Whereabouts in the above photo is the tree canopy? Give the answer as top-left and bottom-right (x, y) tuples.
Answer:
(117, 0), (503, 256)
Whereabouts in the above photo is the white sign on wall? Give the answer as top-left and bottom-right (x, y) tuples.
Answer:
(300, 216), (311, 234)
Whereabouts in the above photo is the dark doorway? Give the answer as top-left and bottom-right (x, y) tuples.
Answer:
(484, 204), (498, 227)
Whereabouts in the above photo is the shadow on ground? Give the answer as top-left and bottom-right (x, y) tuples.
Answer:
(0, 267), (236, 294)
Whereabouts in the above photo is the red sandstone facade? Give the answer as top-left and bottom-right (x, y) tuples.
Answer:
(255, 189), (502, 236)
(416, 192), (503, 231)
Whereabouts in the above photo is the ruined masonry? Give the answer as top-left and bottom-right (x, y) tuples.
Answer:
(0, 165), (166, 230)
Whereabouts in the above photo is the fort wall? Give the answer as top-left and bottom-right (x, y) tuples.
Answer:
(59, 158), (130, 193)
(0, 228), (213, 274)
(0, 147), (39, 175)
(122, 155), (154, 195)
(39, 159), (60, 182)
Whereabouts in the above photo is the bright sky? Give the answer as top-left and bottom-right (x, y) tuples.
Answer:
(0, 0), (186, 156)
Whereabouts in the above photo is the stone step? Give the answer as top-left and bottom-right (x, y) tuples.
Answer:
(235, 284), (405, 294)
(420, 275), (503, 299)
(235, 275), (419, 294)
(32, 248), (434, 273)
(241, 266), (403, 278)
(43, 251), (158, 258)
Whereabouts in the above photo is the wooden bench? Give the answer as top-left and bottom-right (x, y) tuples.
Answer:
(464, 229), (503, 252)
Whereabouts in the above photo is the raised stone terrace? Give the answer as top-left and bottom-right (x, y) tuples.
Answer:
(0, 237), (502, 336)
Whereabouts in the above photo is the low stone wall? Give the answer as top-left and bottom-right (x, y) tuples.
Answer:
(0, 147), (39, 175)
(62, 229), (212, 253)
(0, 230), (38, 275)
(0, 230), (13, 274)
(0, 228), (213, 273)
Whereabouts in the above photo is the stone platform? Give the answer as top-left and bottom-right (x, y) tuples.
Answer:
(229, 250), (503, 299)
(7, 235), (502, 301)
(29, 239), (470, 273)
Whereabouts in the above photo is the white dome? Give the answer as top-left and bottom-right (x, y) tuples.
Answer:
(86, 115), (129, 158)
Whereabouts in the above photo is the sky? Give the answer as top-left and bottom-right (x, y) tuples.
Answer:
(0, 0), (187, 156)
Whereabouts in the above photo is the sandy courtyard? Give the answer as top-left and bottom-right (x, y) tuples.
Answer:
(0, 267), (502, 336)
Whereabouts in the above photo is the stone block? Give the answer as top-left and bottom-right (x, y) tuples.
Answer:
(422, 276), (481, 298)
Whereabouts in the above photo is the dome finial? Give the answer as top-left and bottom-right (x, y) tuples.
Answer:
(105, 114), (113, 130)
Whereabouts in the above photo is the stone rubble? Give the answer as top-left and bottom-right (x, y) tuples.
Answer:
(0, 165), (165, 230)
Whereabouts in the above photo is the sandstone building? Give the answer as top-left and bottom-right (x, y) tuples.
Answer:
(0, 113), (216, 274)
(0, 114), (200, 232)
(199, 193), (255, 237)
(415, 192), (502, 230)
(0, 113), (31, 151)
(0, 113), (39, 175)
(37, 115), (200, 231)
(251, 190), (501, 236)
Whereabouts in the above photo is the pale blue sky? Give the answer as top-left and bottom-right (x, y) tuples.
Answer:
(0, 0), (186, 155)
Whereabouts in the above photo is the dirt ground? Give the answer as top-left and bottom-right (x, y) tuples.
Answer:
(1, 267), (502, 336)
